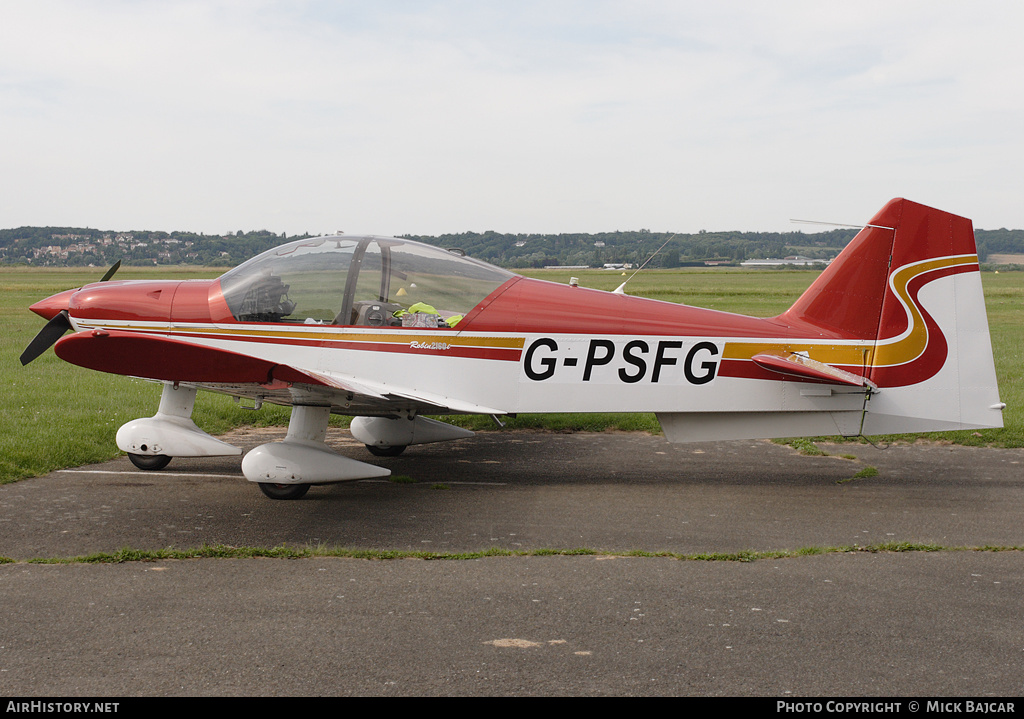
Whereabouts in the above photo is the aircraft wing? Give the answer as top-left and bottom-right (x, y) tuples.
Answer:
(54, 329), (506, 416)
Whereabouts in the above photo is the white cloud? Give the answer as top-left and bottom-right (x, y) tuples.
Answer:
(1, 0), (1022, 235)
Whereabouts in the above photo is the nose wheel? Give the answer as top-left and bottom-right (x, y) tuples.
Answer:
(127, 453), (172, 470)
(257, 483), (311, 500)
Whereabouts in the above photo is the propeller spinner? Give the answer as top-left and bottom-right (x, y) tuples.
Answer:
(19, 260), (121, 366)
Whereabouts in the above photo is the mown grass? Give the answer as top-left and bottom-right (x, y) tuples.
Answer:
(2, 541), (1020, 566)
(1, 265), (1020, 484)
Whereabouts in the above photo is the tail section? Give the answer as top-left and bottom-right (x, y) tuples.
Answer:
(782, 198), (1003, 433)
(658, 198), (1003, 442)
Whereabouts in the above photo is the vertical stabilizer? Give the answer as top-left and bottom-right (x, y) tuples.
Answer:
(781, 198), (1003, 433)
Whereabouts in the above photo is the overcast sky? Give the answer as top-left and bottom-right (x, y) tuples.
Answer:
(2, 1), (1022, 236)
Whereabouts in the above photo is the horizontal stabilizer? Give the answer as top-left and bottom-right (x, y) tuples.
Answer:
(751, 352), (876, 389)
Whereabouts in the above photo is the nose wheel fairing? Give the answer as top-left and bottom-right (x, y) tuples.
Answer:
(116, 383), (242, 459)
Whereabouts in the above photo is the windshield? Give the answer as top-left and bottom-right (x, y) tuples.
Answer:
(218, 235), (515, 328)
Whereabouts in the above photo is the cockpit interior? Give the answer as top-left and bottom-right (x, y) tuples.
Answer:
(218, 236), (515, 329)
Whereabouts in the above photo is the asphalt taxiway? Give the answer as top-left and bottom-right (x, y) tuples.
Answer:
(1, 429), (1022, 696)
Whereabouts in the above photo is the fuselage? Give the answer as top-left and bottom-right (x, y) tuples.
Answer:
(47, 261), (871, 419)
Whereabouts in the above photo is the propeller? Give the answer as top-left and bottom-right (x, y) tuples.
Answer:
(20, 310), (73, 365)
(99, 259), (121, 282)
(19, 260), (121, 366)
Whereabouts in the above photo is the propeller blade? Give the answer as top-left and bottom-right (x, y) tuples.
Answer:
(20, 310), (73, 366)
(21, 261), (120, 366)
(99, 260), (121, 283)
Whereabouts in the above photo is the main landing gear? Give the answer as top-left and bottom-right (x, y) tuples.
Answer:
(256, 482), (311, 500)
(118, 390), (393, 499)
(350, 415), (472, 457)
(240, 405), (392, 498)
(365, 444), (407, 457)
(116, 384), (478, 499)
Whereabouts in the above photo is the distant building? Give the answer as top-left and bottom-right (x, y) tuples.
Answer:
(740, 256), (829, 267)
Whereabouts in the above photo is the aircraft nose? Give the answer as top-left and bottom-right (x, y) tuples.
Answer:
(29, 288), (79, 320)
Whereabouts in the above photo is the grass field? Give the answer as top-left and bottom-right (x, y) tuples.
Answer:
(1, 264), (1021, 484)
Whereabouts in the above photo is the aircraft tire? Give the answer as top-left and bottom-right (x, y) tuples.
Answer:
(128, 453), (172, 471)
(258, 482), (311, 500)
(365, 444), (407, 457)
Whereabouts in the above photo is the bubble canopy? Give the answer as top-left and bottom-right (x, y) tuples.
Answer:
(218, 235), (516, 327)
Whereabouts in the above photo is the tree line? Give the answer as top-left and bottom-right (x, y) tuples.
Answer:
(2, 224), (1022, 269)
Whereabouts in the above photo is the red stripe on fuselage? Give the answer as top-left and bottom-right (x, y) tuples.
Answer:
(75, 325), (525, 362)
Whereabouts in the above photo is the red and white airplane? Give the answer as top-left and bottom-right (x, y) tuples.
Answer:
(21, 198), (1004, 499)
